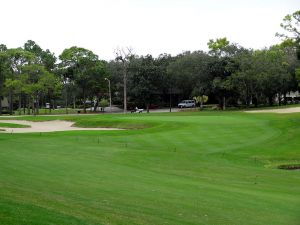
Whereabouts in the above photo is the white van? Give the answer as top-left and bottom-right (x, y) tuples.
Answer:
(178, 100), (196, 108)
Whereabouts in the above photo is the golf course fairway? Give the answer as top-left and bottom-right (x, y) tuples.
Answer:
(0, 111), (299, 225)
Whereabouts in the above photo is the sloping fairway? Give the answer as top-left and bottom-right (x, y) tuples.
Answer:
(0, 112), (299, 225)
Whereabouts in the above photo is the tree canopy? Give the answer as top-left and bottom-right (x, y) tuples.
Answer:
(0, 11), (299, 114)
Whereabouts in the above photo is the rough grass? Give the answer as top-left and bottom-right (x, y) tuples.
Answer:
(0, 111), (299, 225)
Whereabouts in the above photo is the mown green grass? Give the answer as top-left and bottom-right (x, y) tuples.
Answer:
(0, 111), (299, 225)
(0, 122), (30, 128)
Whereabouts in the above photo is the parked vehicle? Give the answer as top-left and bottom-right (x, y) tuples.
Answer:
(178, 100), (196, 108)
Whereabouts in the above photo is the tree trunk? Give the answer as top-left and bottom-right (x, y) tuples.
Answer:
(65, 85), (68, 114)
(32, 97), (36, 116)
(146, 103), (149, 113)
(18, 94), (22, 115)
(36, 94), (39, 115)
(23, 95), (26, 115)
(0, 96), (2, 115)
(223, 96), (226, 110)
(169, 87), (172, 112)
(93, 98), (99, 112)
(268, 96), (273, 106)
(123, 64), (127, 113)
(200, 98), (203, 110)
(83, 88), (86, 113)
(9, 89), (13, 115)
(65, 95), (68, 115)
(283, 93), (287, 105)
(246, 94), (250, 107)
(49, 94), (52, 114)
(73, 95), (76, 109)
(27, 96), (30, 115)
(254, 94), (258, 107)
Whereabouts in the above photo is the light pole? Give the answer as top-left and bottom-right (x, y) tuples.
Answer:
(105, 78), (112, 112)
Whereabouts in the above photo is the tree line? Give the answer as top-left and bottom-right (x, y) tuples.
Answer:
(0, 10), (299, 115)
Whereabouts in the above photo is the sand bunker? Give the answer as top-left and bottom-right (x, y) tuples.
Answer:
(0, 120), (122, 133)
(245, 107), (300, 114)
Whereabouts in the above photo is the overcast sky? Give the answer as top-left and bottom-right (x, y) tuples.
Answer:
(0, 0), (299, 60)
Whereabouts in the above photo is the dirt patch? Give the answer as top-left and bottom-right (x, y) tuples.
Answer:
(0, 120), (123, 133)
(245, 107), (300, 114)
(277, 164), (300, 170)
